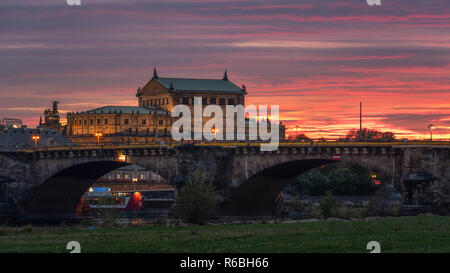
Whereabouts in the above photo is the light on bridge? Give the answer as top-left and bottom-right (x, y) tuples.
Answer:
(211, 128), (218, 142)
(118, 154), (127, 162)
(94, 132), (103, 144)
(32, 135), (40, 146)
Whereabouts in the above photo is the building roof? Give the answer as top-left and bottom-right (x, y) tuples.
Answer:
(140, 69), (246, 94)
(80, 106), (168, 115)
(114, 165), (148, 171)
(0, 128), (73, 150)
(155, 77), (244, 93)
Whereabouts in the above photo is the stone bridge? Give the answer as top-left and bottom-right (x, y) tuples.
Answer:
(0, 142), (448, 218)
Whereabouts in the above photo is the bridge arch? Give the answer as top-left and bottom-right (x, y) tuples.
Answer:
(24, 160), (130, 215)
(225, 158), (391, 216)
(22, 156), (176, 216)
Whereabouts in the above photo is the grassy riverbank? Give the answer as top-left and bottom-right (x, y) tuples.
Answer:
(0, 216), (448, 253)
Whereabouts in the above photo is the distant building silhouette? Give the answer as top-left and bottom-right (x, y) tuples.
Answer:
(38, 101), (62, 133)
(0, 128), (72, 150)
(0, 118), (23, 132)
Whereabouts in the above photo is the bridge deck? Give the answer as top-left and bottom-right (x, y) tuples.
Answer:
(12, 141), (450, 152)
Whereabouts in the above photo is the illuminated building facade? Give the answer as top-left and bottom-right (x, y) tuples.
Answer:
(66, 69), (285, 141)
(137, 69), (246, 113)
(66, 106), (172, 136)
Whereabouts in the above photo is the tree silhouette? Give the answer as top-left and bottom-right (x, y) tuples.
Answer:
(343, 128), (396, 141)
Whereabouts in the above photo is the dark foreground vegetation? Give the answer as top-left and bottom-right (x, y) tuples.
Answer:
(289, 162), (380, 196)
(0, 216), (448, 253)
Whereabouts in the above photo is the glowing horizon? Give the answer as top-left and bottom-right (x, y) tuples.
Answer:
(1, 0), (449, 140)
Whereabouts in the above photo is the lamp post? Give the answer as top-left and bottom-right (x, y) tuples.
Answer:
(211, 128), (216, 142)
(32, 135), (40, 146)
(295, 125), (299, 140)
(427, 124), (436, 141)
(94, 132), (103, 144)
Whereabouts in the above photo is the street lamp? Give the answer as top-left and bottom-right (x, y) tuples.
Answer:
(427, 124), (436, 141)
(211, 128), (217, 142)
(94, 132), (103, 144)
(32, 135), (40, 146)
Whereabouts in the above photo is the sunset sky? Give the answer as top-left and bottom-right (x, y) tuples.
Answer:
(1, 0), (449, 139)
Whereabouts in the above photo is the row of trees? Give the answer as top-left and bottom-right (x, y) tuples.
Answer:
(288, 128), (396, 141)
(343, 128), (396, 141)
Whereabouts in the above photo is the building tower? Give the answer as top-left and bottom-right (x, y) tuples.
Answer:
(38, 101), (62, 133)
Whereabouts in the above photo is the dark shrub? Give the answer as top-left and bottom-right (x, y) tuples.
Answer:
(174, 170), (219, 225)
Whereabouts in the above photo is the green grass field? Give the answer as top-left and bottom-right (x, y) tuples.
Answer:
(0, 216), (448, 253)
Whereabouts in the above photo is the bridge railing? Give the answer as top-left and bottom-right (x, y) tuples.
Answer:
(8, 140), (449, 153)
